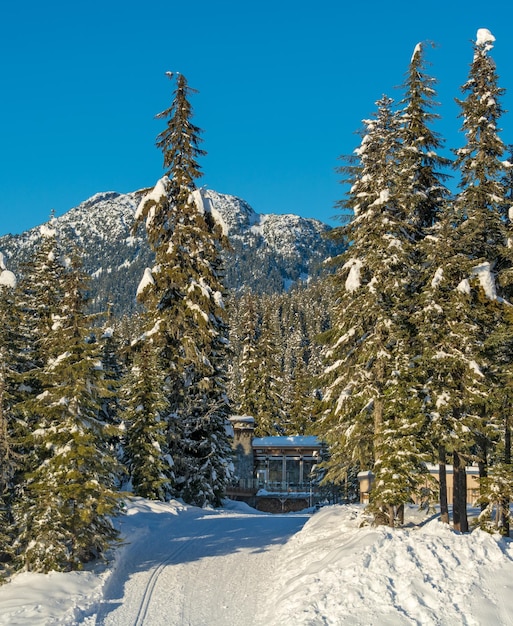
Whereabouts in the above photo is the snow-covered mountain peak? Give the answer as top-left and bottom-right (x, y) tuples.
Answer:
(0, 186), (341, 315)
(202, 189), (332, 259)
(202, 190), (261, 232)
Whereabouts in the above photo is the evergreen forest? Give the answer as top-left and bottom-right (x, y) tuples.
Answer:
(1, 29), (513, 576)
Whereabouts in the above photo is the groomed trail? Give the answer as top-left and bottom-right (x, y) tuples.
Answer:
(92, 500), (309, 626)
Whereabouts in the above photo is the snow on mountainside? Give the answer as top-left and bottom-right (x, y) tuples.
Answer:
(195, 189), (336, 262)
(0, 188), (341, 315)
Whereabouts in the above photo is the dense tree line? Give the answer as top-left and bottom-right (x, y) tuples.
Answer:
(228, 280), (332, 436)
(319, 30), (513, 532)
(0, 231), (123, 574)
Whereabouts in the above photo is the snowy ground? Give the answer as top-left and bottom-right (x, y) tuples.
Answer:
(0, 499), (512, 626)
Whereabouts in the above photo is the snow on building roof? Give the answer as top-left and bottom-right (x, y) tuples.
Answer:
(229, 415), (255, 424)
(252, 436), (322, 448)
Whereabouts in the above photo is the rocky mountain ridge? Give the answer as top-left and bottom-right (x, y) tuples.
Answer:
(0, 187), (341, 316)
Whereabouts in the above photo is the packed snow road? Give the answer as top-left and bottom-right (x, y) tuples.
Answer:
(92, 500), (309, 626)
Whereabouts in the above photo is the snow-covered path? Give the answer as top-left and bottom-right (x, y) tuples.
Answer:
(93, 501), (309, 626)
(2, 500), (513, 625)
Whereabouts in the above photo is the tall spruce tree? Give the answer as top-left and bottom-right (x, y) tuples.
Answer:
(133, 72), (233, 506)
(397, 41), (454, 523)
(320, 96), (429, 525)
(416, 29), (510, 533)
(122, 335), (174, 500)
(449, 28), (511, 531)
(17, 249), (122, 572)
(0, 259), (18, 571)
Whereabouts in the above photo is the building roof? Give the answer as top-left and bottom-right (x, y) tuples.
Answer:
(229, 415), (255, 424)
(252, 436), (322, 449)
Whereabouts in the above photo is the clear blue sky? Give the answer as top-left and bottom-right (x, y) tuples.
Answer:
(1, 0), (513, 236)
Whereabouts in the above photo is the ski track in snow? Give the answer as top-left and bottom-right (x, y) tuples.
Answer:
(92, 502), (309, 626)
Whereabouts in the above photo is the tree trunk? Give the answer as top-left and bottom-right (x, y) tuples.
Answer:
(438, 446), (449, 524)
(478, 437), (488, 512)
(501, 413), (511, 536)
(453, 451), (460, 530)
(372, 395), (384, 525)
(453, 451), (468, 533)
(388, 504), (395, 528)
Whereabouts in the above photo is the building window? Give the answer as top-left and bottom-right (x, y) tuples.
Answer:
(268, 459), (283, 484)
(286, 458), (301, 485)
(302, 459), (317, 482)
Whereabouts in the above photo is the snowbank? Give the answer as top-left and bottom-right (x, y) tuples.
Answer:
(263, 504), (513, 626)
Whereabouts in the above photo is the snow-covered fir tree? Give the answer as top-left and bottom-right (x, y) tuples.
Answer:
(395, 41), (454, 523)
(133, 72), (233, 507)
(14, 220), (68, 395)
(16, 248), (122, 572)
(319, 78), (454, 524)
(0, 256), (18, 571)
(14, 223), (73, 476)
(320, 95), (424, 522)
(449, 28), (512, 531)
(411, 29), (512, 533)
(370, 45), (453, 522)
(122, 334), (174, 500)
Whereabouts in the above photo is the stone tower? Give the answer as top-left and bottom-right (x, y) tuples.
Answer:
(229, 415), (255, 484)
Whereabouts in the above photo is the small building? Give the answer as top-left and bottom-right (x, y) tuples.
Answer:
(357, 465), (481, 505)
(227, 416), (325, 513)
(357, 471), (374, 504)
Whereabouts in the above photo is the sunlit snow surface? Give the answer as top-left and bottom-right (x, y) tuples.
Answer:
(0, 500), (512, 625)
(476, 28), (495, 48)
(0, 251), (16, 287)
